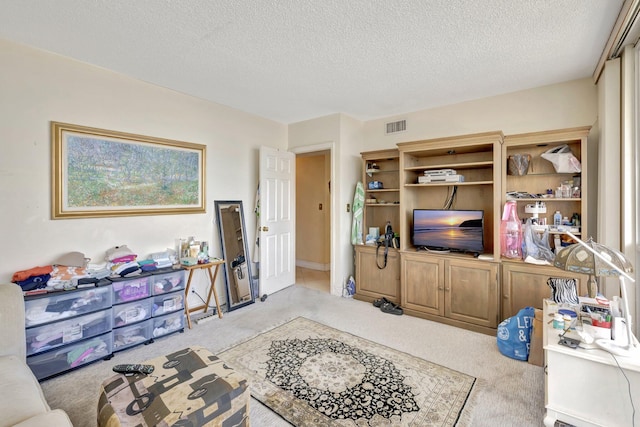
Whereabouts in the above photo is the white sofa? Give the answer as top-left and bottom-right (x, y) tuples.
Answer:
(0, 284), (73, 427)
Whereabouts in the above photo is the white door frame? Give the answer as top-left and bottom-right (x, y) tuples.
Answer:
(291, 142), (336, 295)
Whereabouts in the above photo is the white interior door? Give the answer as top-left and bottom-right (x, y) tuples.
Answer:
(259, 146), (295, 295)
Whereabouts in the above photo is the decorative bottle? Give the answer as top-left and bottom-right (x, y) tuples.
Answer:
(500, 200), (523, 259)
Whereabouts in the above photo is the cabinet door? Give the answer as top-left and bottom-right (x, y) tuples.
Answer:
(501, 262), (588, 321)
(354, 245), (400, 302)
(401, 253), (444, 315)
(445, 259), (500, 328)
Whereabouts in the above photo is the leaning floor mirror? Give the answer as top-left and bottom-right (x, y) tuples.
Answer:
(215, 200), (256, 311)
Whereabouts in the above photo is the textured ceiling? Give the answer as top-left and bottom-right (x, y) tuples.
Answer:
(0, 1), (624, 124)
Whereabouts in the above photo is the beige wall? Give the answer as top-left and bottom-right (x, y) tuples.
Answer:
(287, 82), (597, 294)
(0, 40), (287, 304)
(359, 77), (599, 239)
(362, 78), (598, 149)
(289, 114), (362, 294)
(2, 37), (603, 303)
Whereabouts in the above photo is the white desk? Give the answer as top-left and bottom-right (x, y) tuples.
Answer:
(543, 299), (640, 427)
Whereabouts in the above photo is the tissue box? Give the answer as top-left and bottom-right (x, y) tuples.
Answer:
(180, 257), (197, 266)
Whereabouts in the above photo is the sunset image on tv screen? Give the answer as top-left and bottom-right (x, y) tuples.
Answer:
(413, 210), (483, 252)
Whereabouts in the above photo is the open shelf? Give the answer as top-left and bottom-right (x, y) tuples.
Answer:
(405, 181), (493, 187)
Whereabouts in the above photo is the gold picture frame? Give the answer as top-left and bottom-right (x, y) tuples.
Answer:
(51, 121), (206, 219)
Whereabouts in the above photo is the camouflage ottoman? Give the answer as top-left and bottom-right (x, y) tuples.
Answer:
(98, 346), (250, 427)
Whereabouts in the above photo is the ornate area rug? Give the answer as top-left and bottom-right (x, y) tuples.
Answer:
(217, 317), (476, 426)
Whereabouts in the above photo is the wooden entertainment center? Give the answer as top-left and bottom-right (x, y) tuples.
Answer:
(354, 127), (590, 334)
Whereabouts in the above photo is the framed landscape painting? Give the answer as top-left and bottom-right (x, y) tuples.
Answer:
(51, 121), (206, 219)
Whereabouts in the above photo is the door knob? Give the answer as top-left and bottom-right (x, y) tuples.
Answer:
(261, 226), (269, 232)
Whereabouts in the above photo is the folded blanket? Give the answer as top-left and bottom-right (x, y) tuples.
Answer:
(12, 265), (53, 282)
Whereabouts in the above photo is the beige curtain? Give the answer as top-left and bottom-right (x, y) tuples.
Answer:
(594, 0), (640, 334)
(620, 45), (638, 336)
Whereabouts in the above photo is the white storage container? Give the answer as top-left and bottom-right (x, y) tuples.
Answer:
(27, 332), (113, 380)
(151, 290), (184, 317)
(111, 275), (151, 304)
(113, 319), (152, 352)
(151, 269), (185, 295)
(26, 308), (112, 356)
(151, 311), (184, 338)
(113, 298), (152, 327)
(24, 286), (113, 327)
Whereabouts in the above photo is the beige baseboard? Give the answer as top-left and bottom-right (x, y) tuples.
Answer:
(296, 260), (329, 271)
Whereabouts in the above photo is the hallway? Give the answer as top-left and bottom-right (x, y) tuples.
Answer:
(295, 266), (330, 293)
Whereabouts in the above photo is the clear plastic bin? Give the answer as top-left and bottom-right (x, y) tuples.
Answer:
(113, 319), (152, 352)
(113, 298), (152, 327)
(25, 286), (113, 327)
(151, 290), (184, 317)
(111, 276), (151, 304)
(151, 311), (184, 338)
(26, 308), (112, 356)
(27, 332), (112, 380)
(151, 269), (185, 295)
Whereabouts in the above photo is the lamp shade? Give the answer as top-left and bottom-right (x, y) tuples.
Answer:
(554, 238), (633, 277)
(554, 232), (638, 355)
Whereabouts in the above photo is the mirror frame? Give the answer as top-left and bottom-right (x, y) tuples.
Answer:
(214, 200), (256, 311)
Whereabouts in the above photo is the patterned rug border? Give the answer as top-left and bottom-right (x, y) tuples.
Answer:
(217, 316), (481, 426)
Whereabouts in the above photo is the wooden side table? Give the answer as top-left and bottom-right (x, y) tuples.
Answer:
(182, 260), (225, 329)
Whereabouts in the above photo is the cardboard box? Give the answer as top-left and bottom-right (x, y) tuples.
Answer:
(528, 308), (544, 367)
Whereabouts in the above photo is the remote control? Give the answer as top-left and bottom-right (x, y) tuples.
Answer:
(112, 364), (155, 375)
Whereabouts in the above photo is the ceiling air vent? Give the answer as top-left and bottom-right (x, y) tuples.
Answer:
(386, 119), (406, 135)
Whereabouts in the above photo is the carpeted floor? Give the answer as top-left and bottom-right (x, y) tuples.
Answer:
(40, 285), (545, 426)
(218, 317), (476, 426)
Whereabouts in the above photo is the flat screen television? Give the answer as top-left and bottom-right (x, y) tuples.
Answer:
(412, 209), (484, 255)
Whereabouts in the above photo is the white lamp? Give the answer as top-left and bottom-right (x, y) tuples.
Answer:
(554, 230), (638, 357)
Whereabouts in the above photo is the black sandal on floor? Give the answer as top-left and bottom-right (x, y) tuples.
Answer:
(373, 297), (391, 308)
(380, 301), (403, 315)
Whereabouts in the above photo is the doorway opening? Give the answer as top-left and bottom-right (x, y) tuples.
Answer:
(294, 147), (332, 293)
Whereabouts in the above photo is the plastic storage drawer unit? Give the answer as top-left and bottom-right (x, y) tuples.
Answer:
(24, 286), (113, 327)
(113, 319), (152, 352)
(111, 275), (151, 304)
(152, 290), (184, 317)
(113, 298), (152, 327)
(26, 308), (113, 356)
(152, 311), (184, 338)
(27, 332), (113, 380)
(151, 269), (185, 295)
